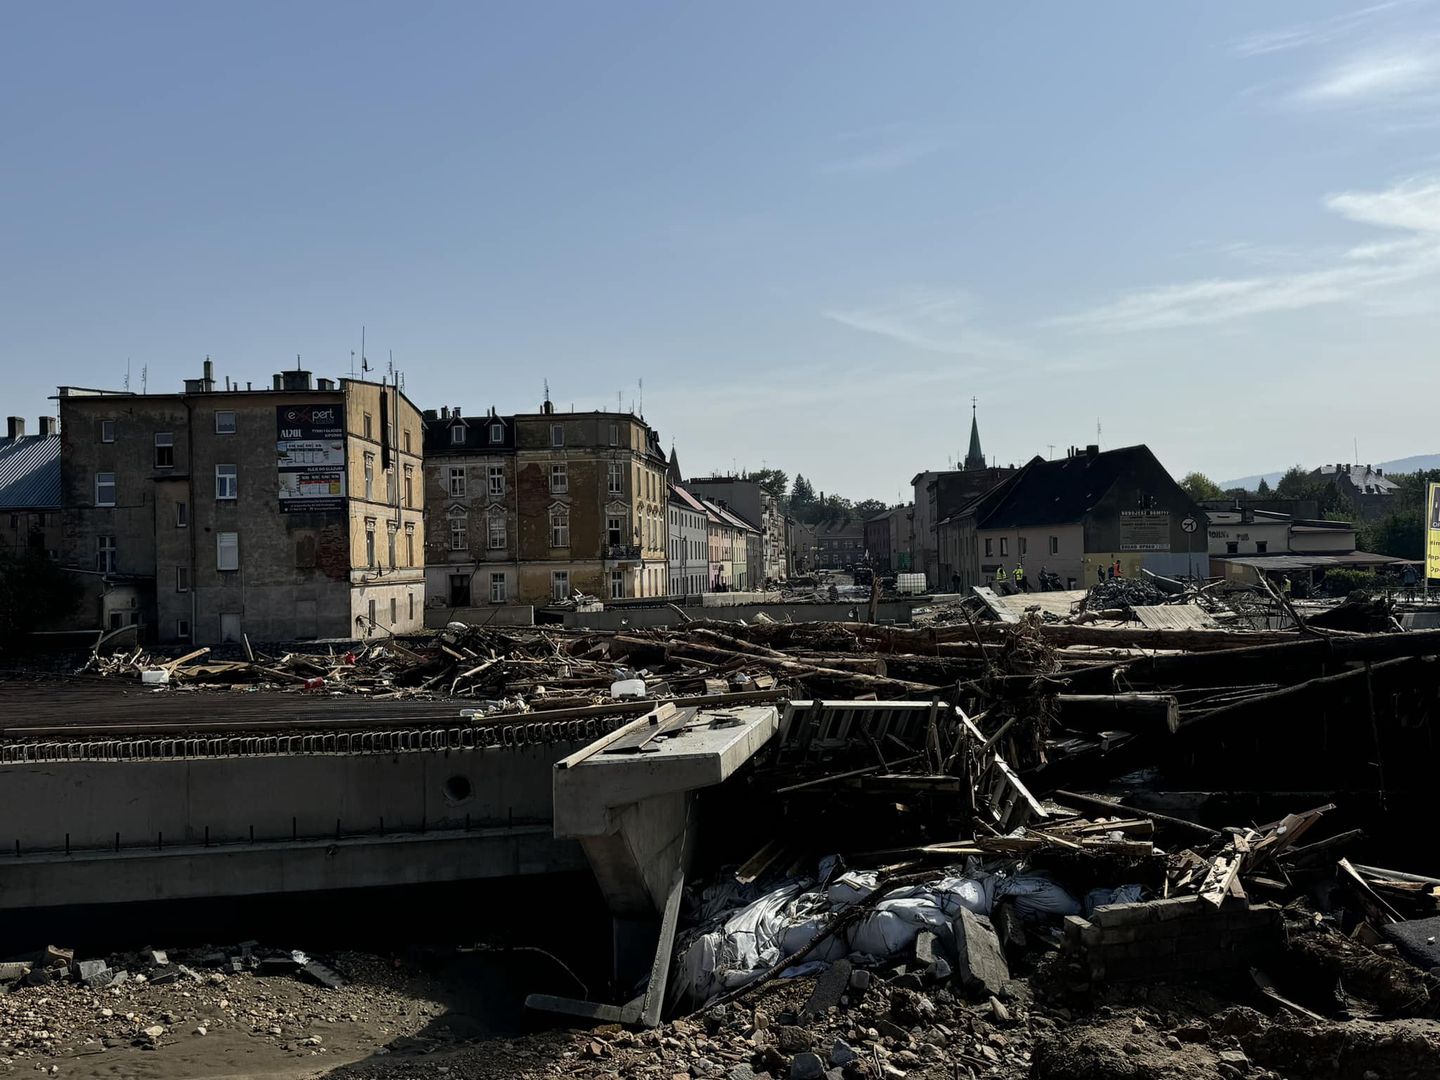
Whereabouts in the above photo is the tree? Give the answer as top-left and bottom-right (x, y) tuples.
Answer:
(1275, 465), (1349, 518)
(853, 499), (888, 519)
(747, 468), (789, 500)
(1180, 472), (1224, 501)
(1256, 477), (1272, 496)
(789, 475), (816, 516)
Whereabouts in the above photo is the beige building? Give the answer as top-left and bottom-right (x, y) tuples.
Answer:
(425, 403), (670, 609)
(58, 361), (424, 643)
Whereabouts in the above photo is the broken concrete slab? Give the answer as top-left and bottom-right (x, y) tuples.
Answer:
(802, 959), (851, 1018)
(299, 960), (344, 989)
(955, 907), (1010, 998)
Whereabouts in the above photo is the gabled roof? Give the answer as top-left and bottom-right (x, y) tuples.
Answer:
(424, 414), (514, 453)
(699, 497), (759, 534)
(669, 482), (708, 515)
(0, 434), (61, 509)
(961, 445), (1183, 530)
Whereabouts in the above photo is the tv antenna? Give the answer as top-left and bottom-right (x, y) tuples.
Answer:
(638, 378), (644, 418)
(123, 359), (131, 392)
(140, 365), (148, 394)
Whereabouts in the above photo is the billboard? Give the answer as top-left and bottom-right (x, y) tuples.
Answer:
(1119, 510), (1171, 552)
(1428, 481), (1440, 581)
(277, 404), (346, 513)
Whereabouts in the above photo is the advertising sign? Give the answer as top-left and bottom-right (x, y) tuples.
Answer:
(277, 404), (346, 513)
(1119, 510), (1171, 552)
(1427, 482), (1440, 582)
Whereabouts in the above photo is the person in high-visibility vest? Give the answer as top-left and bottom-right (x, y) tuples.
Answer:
(995, 564), (1006, 587)
(1013, 563), (1027, 592)
(1281, 576), (1292, 598)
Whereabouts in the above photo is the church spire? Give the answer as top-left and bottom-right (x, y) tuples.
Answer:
(964, 398), (985, 470)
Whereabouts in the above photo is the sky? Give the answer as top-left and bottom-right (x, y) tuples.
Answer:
(4, 2), (1440, 501)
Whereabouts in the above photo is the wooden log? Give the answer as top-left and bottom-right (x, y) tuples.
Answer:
(852, 621), (1306, 654)
(1055, 692), (1180, 735)
(1124, 629), (1440, 688)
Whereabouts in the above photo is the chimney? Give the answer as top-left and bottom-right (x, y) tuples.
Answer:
(1085, 444), (1099, 457)
(440, 406), (450, 420)
(1377, 467), (1384, 476)
(6, 417), (23, 440)
(38, 416), (56, 437)
(273, 374), (283, 390)
(422, 409), (438, 421)
(280, 370), (313, 392)
(316, 377), (335, 391)
(453, 405), (461, 418)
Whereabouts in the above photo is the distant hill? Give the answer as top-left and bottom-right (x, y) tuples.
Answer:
(1219, 454), (1440, 491)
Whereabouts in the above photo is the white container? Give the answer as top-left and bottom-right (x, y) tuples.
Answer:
(896, 573), (928, 595)
(140, 668), (171, 686)
(610, 678), (647, 699)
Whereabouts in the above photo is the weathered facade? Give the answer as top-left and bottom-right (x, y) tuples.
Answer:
(424, 404), (670, 607)
(0, 417), (61, 559)
(57, 362), (424, 643)
(863, 505), (911, 572)
(668, 483), (709, 598)
(683, 476), (785, 584)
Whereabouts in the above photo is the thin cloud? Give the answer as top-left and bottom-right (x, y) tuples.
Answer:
(820, 138), (943, 175)
(1052, 175), (1440, 333)
(1233, 1), (1424, 57)
(822, 288), (1014, 357)
(1294, 42), (1440, 107)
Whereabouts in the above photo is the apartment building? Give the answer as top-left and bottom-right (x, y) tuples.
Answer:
(57, 361), (424, 643)
(668, 483), (709, 598)
(684, 476), (785, 583)
(425, 403), (670, 607)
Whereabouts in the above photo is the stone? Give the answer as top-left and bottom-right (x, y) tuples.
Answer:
(848, 969), (872, 993)
(142, 1025), (165, 1040)
(802, 960), (851, 1019)
(0, 962), (31, 984)
(299, 961), (345, 990)
(828, 1038), (857, 1067)
(194, 1026), (207, 1036)
(1165, 1035), (1182, 1050)
(724, 1067), (756, 1080)
(954, 908), (1010, 998)
(789, 1052), (825, 1080)
(1218, 1049), (1250, 1068)
(75, 960), (108, 982)
(147, 950), (169, 966)
(988, 996), (1010, 1024)
(148, 970), (179, 986)
(775, 1027), (811, 1055)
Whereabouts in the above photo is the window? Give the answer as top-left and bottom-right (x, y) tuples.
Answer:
(550, 506), (569, 548)
(551, 423), (564, 447)
(450, 573), (471, 606)
(489, 422), (503, 444)
(96, 535), (116, 573)
(176, 619), (191, 641)
(368, 598), (376, 628)
(176, 566), (190, 593)
(984, 538), (993, 558)
(390, 597), (397, 625)
(216, 531), (239, 571)
(449, 510), (467, 551)
(999, 537), (1009, 557)
(387, 522), (397, 567)
(409, 591), (415, 620)
(1049, 535), (1059, 555)
(95, 472), (116, 507)
(609, 423), (618, 447)
(608, 462), (623, 494)
(488, 513), (506, 550)
(364, 454), (374, 500)
(607, 515), (623, 546)
(550, 463), (568, 494)
(176, 502), (189, 528)
(448, 467), (466, 498)
(405, 523), (415, 566)
(610, 570), (625, 599)
(490, 573), (506, 603)
(154, 432), (174, 469)
(403, 430), (411, 453)
(1256, 541), (1269, 554)
(215, 464), (238, 500)
(1226, 541), (1239, 555)
(403, 465), (413, 507)
(450, 424), (465, 445)
(487, 465), (505, 498)
(551, 570), (570, 601)
(365, 518), (377, 566)
(100, 420), (115, 443)
(364, 413), (373, 439)
(386, 467), (396, 503)
(215, 411), (236, 435)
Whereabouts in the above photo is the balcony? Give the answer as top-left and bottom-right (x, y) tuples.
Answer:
(604, 544), (643, 565)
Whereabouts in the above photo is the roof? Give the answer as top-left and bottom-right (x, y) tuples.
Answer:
(962, 446), (1185, 530)
(1217, 551), (1404, 570)
(0, 434), (61, 509)
(669, 482), (708, 514)
(1316, 464), (1398, 495)
(424, 413), (515, 453)
(700, 497), (759, 534)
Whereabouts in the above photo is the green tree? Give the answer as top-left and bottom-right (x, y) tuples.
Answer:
(853, 498), (888, 518)
(1180, 472), (1225, 501)
(1274, 465), (1350, 518)
(789, 475), (816, 516)
(0, 552), (81, 648)
(1256, 477), (1272, 496)
(747, 468), (789, 500)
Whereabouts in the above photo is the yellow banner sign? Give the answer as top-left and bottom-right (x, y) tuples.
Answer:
(1428, 482), (1440, 581)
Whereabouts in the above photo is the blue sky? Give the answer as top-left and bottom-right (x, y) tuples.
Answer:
(4, 2), (1440, 499)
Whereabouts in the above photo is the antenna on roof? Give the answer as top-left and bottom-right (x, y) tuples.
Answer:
(140, 365), (148, 394)
(1097, 418), (1102, 448)
(124, 359), (131, 392)
(349, 351), (356, 378)
(639, 378), (644, 418)
(544, 378), (551, 403)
